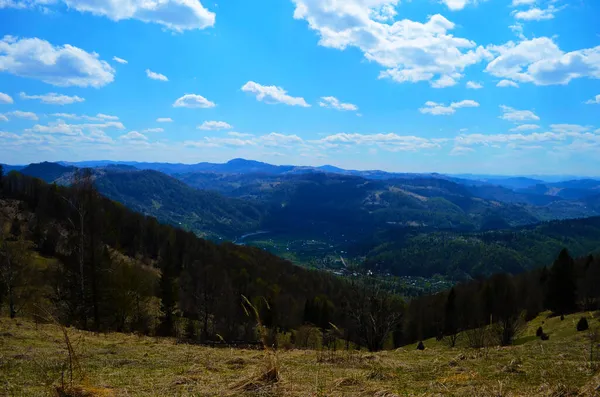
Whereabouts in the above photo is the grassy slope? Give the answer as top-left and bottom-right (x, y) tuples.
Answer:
(1, 312), (599, 396)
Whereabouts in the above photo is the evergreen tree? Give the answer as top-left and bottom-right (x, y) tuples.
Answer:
(443, 287), (458, 347)
(546, 248), (577, 315)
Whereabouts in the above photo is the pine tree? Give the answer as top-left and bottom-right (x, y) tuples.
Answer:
(546, 248), (577, 315)
(444, 287), (458, 347)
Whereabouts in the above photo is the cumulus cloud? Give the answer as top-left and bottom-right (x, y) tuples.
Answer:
(466, 81), (483, 89)
(258, 132), (304, 147)
(20, 91), (85, 105)
(157, 117), (173, 122)
(439, 0), (477, 11)
(511, 0), (535, 5)
(319, 96), (358, 111)
(0, 92), (13, 104)
(112, 56), (127, 64)
(291, 2), (492, 87)
(146, 69), (168, 81)
(485, 37), (600, 86)
(499, 105), (539, 122)
(120, 131), (147, 140)
(0, 36), (115, 87)
(419, 100), (479, 115)
(197, 121), (232, 130)
(585, 95), (600, 105)
(497, 79), (519, 88)
(242, 81), (310, 107)
(23, 0), (216, 32)
(173, 94), (215, 108)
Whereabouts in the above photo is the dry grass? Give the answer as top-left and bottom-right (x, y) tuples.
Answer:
(1, 312), (599, 396)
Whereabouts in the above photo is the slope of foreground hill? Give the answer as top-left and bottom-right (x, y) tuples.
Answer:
(1, 312), (599, 396)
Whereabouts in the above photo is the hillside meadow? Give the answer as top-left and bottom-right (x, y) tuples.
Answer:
(1, 312), (599, 396)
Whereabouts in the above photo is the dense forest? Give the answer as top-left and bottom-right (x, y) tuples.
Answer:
(1, 167), (599, 352)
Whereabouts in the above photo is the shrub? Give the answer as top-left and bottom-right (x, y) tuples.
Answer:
(416, 341), (425, 350)
(577, 317), (589, 332)
(541, 333), (550, 341)
(536, 326), (544, 337)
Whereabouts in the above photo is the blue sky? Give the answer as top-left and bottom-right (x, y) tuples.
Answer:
(0, 0), (599, 175)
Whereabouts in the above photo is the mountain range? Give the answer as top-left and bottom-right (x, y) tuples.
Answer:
(4, 159), (600, 279)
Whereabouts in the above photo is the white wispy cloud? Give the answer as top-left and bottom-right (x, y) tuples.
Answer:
(466, 81), (483, 89)
(157, 117), (173, 123)
(120, 131), (147, 141)
(500, 105), (540, 122)
(112, 56), (128, 64)
(198, 121), (232, 130)
(510, 124), (540, 132)
(228, 131), (254, 138)
(5, 110), (38, 120)
(0, 36), (115, 87)
(314, 133), (445, 152)
(497, 80), (519, 88)
(450, 146), (475, 156)
(27, 119), (125, 135)
(585, 95), (600, 105)
(242, 81), (310, 107)
(0, 115), (8, 122)
(146, 69), (168, 82)
(419, 100), (480, 116)
(511, 0), (535, 5)
(50, 113), (119, 121)
(20, 91), (85, 105)
(142, 128), (164, 133)
(173, 94), (216, 108)
(319, 96), (358, 111)
(513, 5), (564, 21)
(0, 92), (13, 104)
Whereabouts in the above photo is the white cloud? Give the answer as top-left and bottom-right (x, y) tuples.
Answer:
(173, 94), (215, 108)
(319, 96), (358, 111)
(0, 36), (115, 87)
(146, 69), (168, 82)
(585, 95), (600, 105)
(513, 5), (564, 21)
(27, 119), (125, 135)
(197, 121), (232, 130)
(499, 105), (539, 122)
(228, 131), (253, 138)
(497, 79), (519, 88)
(0, 131), (19, 139)
(157, 117), (173, 122)
(120, 131), (147, 141)
(0, 92), (13, 104)
(510, 124), (540, 132)
(112, 56), (127, 64)
(439, 0), (476, 11)
(20, 91), (85, 105)
(466, 81), (483, 89)
(185, 136), (256, 148)
(486, 37), (600, 86)
(242, 81), (310, 107)
(0, 115), (8, 122)
(419, 100), (479, 115)
(258, 132), (304, 147)
(456, 131), (566, 146)
(50, 113), (119, 121)
(142, 128), (164, 133)
(5, 110), (38, 120)
(46, 0), (215, 32)
(450, 146), (474, 156)
(550, 124), (591, 134)
(292, 2), (492, 87)
(314, 132), (443, 152)
(511, 0), (535, 5)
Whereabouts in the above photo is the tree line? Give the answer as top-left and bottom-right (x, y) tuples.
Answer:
(0, 167), (598, 351)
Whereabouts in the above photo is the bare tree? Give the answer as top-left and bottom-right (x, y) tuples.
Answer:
(349, 281), (403, 352)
